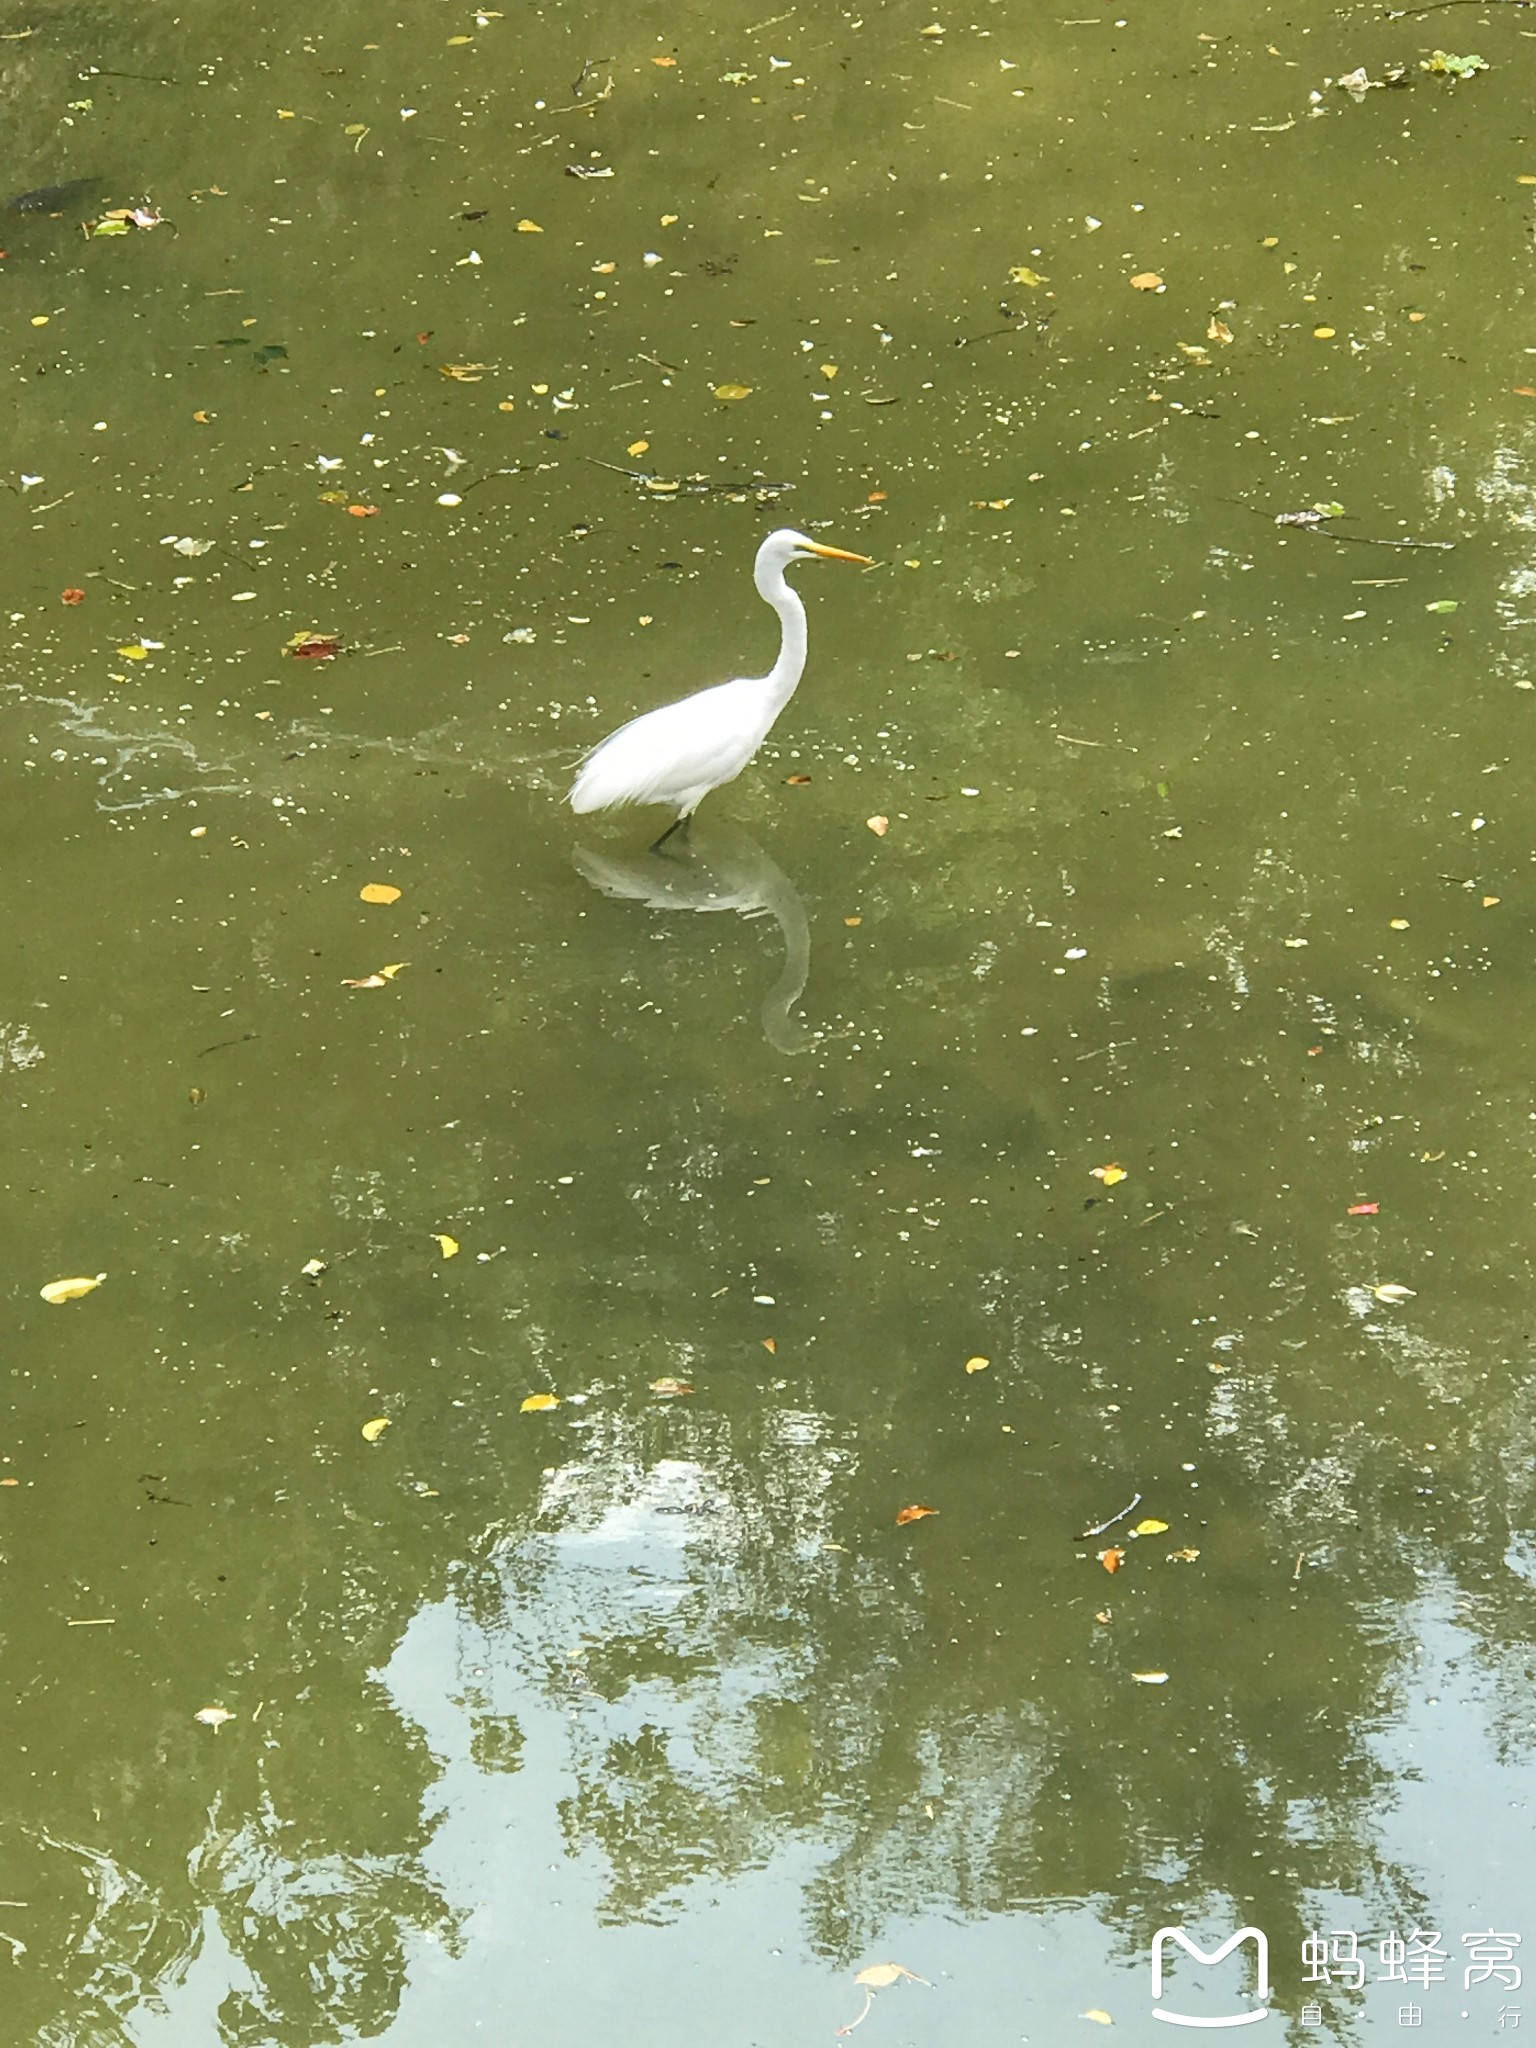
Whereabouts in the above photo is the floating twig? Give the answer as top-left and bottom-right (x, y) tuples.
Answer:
(1078, 1491), (1143, 1540)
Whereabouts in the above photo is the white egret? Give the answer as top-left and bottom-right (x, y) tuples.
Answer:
(568, 527), (872, 844)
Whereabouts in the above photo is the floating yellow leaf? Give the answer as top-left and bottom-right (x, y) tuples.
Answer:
(359, 882), (402, 904)
(964, 1355), (990, 1373)
(516, 218), (544, 233)
(446, 32), (473, 43)
(820, 363), (839, 378)
(1130, 271), (1164, 291)
(116, 643), (149, 660)
(40, 1274), (105, 1305)
(520, 1392), (560, 1413)
(1091, 1163), (1127, 1186)
(378, 962), (407, 979)
(1132, 1517), (1170, 1536)
(1008, 265), (1048, 287)
(1083, 2011), (1114, 2025)
(856, 1963), (931, 1988)
(627, 439), (650, 456)
(1313, 325), (1336, 339)
(712, 382), (753, 400)
(432, 1233), (460, 1259)
(652, 54), (677, 66)
(360, 1416), (391, 1442)
(660, 212), (679, 224)
(866, 814), (890, 837)
(1207, 316), (1233, 344)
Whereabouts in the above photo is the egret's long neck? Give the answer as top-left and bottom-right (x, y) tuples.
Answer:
(756, 559), (808, 711)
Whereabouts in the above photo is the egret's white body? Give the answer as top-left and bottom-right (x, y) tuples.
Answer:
(568, 528), (871, 836)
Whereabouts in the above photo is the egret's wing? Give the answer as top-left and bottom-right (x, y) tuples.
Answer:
(569, 678), (767, 813)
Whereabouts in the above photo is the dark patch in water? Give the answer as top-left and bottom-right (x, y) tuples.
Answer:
(6, 175), (103, 215)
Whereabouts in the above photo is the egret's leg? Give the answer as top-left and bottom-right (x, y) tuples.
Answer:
(649, 811), (692, 853)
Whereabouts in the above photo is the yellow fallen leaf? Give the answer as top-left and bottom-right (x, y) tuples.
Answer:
(1008, 265), (1048, 287)
(341, 973), (388, 988)
(1132, 1517), (1170, 1536)
(1207, 316), (1233, 344)
(661, 212), (679, 224)
(712, 382), (753, 400)
(1130, 271), (1164, 291)
(360, 1416), (391, 1442)
(520, 1392), (559, 1413)
(117, 642), (150, 660)
(627, 439), (650, 456)
(964, 1355), (990, 1373)
(1314, 325), (1336, 339)
(432, 1233), (460, 1259)
(652, 54), (677, 66)
(516, 218), (543, 233)
(40, 1274), (106, 1305)
(446, 32), (473, 43)
(1091, 1163), (1127, 1186)
(378, 961), (408, 979)
(1083, 2012), (1114, 2026)
(820, 363), (839, 377)
(855, 1963), (931, 1988)
(866, 814), (889, 837)
(359, 882), (401, 904)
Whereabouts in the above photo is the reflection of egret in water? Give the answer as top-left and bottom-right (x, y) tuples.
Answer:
(573, 828), (812, 1053)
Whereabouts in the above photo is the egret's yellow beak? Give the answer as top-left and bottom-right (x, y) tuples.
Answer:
(804, 542), (875, 565)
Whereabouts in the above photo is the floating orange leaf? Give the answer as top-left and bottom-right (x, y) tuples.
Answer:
(61, 586), (85, 605)
(1098, 1546), (1125, 1573)
(895, 1504), (939, 1526)
(652, 54), (678, 66)
(762, 1336), (777, 1354)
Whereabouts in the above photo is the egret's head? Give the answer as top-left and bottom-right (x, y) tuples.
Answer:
(761, 528), (874, 571)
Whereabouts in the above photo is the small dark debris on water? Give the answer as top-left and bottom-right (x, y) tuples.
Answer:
(7, 175), (103, 215)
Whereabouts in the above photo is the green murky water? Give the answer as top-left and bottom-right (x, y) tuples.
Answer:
(4, 0), (1536, 2040)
